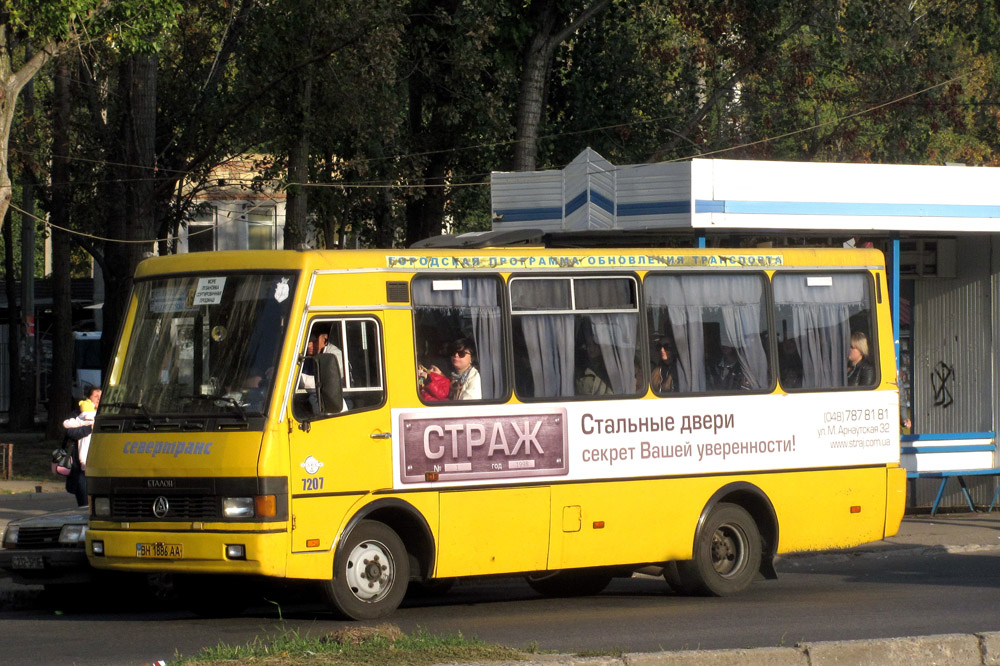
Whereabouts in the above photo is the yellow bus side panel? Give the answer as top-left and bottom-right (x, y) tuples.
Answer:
(436, 487), (549, 577)
(884, 466), (906, 538)
(309, 273), (392, 308)
(547, 467), (891, 569)
(291, 496), (363, 553)
(763, 467), (889, 553)
(549, 481), (701, 568)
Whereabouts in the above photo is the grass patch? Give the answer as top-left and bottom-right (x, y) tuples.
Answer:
(174, 624), (526, 666)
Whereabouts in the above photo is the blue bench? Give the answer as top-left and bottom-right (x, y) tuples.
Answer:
(901, 432), (1000, 515)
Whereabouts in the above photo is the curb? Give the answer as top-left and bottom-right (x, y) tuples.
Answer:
(487, 632), (1000, 666)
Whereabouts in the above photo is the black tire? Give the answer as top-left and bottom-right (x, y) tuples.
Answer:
(322, 520), (409, 620)
(675, 502), (761, 597)
(525, 569), (613, 597)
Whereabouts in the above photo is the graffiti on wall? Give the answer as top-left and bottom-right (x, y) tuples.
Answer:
(931, 361), (954, 408)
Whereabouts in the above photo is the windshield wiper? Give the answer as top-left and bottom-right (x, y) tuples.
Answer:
(102, 401), (153, 423)
(182, 394), (248, 422)
(102, 401), (178, 427)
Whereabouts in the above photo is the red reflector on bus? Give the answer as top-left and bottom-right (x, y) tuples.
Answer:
(850, 506), (861, 514)
(593, 521), (605, 529)
(306, 539), (320, 548)
(425, 471), (439, 482)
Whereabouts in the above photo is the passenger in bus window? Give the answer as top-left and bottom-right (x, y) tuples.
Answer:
(300, 328), (346, 414)
(575, 329), (612, 396)
(847, 331), (876, 387)
(650, 333), (678, 393)
(418, 360), (450, 402)
(778, 338), (803, 389)
(707, 336), (751, 392)
(448, 338), (481, 400)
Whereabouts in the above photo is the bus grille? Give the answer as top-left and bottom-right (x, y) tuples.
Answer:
(110, 495), (220, 520)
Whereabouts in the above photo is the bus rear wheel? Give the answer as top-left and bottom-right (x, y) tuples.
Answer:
(322, 520), (409, 620)
(525, 568), (613, 597)
(673, 503), (761, 597)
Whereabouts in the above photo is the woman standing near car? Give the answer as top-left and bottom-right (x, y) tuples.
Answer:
(62, 386), (100, 506)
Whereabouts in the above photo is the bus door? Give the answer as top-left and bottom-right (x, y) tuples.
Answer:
(287, 315), (389, 553)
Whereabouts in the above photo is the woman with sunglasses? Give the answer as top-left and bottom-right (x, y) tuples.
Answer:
(448, 338), (481, 400)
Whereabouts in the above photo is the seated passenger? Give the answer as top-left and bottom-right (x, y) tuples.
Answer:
(448, 338), (482, 400)
(847, 331), (876, 386)
(778, 338), (803, 388)
(300, 329), (346, 415)
(650, 334), (678, 393)
(575, 332), (612, 396)
(418, 360), (450, 402)
(708, 342), (751, 391)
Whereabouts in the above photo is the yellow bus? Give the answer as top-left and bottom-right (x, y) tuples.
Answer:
(86, 240), (905, 619)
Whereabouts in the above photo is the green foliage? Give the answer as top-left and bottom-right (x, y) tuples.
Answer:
(7, 0), (181, 53)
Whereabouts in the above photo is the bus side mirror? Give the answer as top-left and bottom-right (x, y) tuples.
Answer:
(314, 354), (344, 414)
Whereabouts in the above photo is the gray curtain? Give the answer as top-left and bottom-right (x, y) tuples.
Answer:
(773, 274), (866, 389)
(412, 278), (503, 398)
(646, 274), (768, 391)
(520, 314), (576, 397)
(589, 314), (637, 395)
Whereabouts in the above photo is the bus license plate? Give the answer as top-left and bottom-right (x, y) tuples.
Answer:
(136, 542), (182, 559)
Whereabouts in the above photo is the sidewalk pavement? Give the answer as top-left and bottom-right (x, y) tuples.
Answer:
(3, 477), (1000, 665)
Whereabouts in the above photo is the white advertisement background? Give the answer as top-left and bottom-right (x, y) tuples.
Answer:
(390, 391), (900, 490)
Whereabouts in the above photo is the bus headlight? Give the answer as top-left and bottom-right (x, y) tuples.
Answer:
(93, 497), (111, 518)
(222, 497), (255, 518)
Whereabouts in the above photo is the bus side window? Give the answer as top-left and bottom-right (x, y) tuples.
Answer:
(645, 273), (771, 394)
(510, 276), (639, 400)
(292, 317), (384, 420)
(773, 273), (877, 390)
(412, 276), (505, 403)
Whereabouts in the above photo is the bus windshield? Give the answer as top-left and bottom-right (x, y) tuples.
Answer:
(103, 273), (297, 417)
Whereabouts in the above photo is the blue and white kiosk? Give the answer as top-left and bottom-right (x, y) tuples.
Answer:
(491, 148), (1000, 512)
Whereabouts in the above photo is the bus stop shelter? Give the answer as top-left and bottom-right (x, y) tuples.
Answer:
(491, 149), (1000, 511)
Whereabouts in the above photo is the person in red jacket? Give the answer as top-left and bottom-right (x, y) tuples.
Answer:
(418, 362), (450, 402)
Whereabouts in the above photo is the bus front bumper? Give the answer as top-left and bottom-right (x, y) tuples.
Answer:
(86, 527), (289, 577)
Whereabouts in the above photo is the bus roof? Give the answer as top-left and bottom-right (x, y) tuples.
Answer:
(134, 245), (886, 279)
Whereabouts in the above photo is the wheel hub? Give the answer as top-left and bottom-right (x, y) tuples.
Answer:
(711, 524), (747, 578)
(345, 540), (394, 603)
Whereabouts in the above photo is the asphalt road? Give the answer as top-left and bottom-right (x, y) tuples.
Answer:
(2, 547), (1000, 666)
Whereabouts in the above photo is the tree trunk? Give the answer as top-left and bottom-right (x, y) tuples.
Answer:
(14, 43), (36, 429)
(285, 68), (314, 251)
(511, 0), (610, 172)
(404, 152), (447, 247)
(0, 31), (60, 236)
(2, 207), (29, 429)
(48, 62), (74, 437)
(101, 52), (158, 369)
(512, 30), (553, 172)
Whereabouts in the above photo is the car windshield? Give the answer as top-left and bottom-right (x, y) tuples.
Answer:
(103, 273), (296, 417)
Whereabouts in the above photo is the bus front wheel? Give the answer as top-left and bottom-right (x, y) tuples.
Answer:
(673, 503), (761, 597)
(323, 520), (409, 620)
